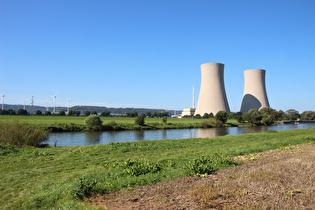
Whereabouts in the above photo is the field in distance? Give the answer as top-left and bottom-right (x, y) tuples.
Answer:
(0, 115), (225, 126)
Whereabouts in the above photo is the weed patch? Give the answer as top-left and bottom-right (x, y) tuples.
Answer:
(186, 154), (239, 175)
(123, 159), (161, 176)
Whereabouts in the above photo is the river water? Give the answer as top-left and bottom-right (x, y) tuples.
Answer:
(47, 122), (315, 147)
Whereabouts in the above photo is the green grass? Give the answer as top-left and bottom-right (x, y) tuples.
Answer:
(1, 128), (315, 209)
(0, 116), (239, 131)
(0, 115), (207, 125)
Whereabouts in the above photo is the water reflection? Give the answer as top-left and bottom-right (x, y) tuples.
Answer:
(47, 123), (315, 147)
(135, 130), (145, 141)
(84, 132), (102, 145)
(197, 127), (228, 138)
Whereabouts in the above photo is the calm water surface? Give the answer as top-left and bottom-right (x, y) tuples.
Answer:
(47, 123), (315, 147)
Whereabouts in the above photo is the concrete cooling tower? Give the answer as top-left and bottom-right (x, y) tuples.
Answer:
(195, 63), (230, 116)
(240, 69), (270, 113)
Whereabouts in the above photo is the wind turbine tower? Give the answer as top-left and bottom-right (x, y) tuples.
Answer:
(66, 98), (71, 113)
(23, 98), (27, 110)
(1, 95), (4, 110)
(51, 95), (56, 113)
(45, 98), (50, 111)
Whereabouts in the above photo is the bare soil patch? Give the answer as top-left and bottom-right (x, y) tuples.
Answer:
(86, 143), (315, 209)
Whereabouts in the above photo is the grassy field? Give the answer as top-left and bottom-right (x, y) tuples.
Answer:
(1, 128), (314, 209)
(0, 115), (239, 131)
(0, 115), (212, 125)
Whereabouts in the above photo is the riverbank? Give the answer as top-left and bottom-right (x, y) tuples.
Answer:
(1, 128), (314, 209)
(91, 143), (315, 209)
(0, 115), (241, 132)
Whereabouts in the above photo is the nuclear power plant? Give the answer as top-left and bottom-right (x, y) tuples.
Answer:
(194, 63), (230, 116)
(240, 69), (270, 113)
(184, 63), (270, 117)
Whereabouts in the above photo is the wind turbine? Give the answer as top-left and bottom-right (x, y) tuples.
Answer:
(1, 94), (4, 110)
(23, 97), (27, 110)
(50, 95), (56, 114)
(66, 98), (71, 113)
(45, 98), (50, 111)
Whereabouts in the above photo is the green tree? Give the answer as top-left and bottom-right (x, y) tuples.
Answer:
(44, 111), (51, 116)
(17, 109), (28, 115)
(131, 112), (138, 117)
(162, 116), (167, 124)
(84, 115), (103, 131)
(285, 109), (300, 120)
(76, 111), (81, 116)
(67, 110), (75, 116)
(202, 113), (210, 119)
(101, 112), (110, 117)
(91, 111), (98, 115)
(246, 109), (262, 125)
(59, 110), (66, 116)
(8, 109), (16, 115)
(135, 114), (145, 126)
(215, 111), (228, 123)
(300, 111), (315, 120)
(84, 111), (91, 116)
(194, 114), (201, 119)
(36, 110), (42, 115)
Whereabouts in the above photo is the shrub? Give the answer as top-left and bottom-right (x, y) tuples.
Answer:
(36, 110), (42, 115)
(107, 121), (121, 130)
(215, 111), (228, 123)
(84, 115), (103, 131)
(262, 116), (275, 125)
(0, 121), (49, 147)
(72, 176), (97, 200)
(246, 109), (262, 124)
(194, 114), (201, 119)
(135, 115), (145, 126)
(162, 116), (167, 124)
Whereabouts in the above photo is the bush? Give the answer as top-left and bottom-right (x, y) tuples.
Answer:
(107, 121), (121, 130)
(215, 111), (228, 123)
(135, 115), (145, 126)
(84, 115), (103, 131)
(0, 121), (49, 147)
(72, 176), (97, 200)
(262, 116), (275, 125)
(246, 109), (262, 125)
(162, 116), (167, 124)
(36, 110), (42, 115)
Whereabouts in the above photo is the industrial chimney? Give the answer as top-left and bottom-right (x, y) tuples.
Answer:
(240, 69), (270, 113)
(195, 63), (230, 116)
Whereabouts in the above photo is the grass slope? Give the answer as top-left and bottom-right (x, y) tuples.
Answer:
(0, 128), (314, 209)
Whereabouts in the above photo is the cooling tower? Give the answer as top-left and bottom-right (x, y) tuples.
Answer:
(240, 69), (270, 113)
(195, 63), (230, 116)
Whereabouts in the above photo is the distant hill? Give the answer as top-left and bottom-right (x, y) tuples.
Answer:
(1, 104), (182, 115)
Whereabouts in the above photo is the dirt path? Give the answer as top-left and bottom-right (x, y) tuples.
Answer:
(86, 143), (315, 209)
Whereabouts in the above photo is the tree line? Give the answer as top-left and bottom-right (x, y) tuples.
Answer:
(188, 108), (315, 125)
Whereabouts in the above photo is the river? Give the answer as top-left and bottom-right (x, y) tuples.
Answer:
(47, 122), (315, 147)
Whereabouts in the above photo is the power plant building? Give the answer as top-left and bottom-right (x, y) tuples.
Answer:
(195, 63), (230, 116)
(240, 69), (270, 113)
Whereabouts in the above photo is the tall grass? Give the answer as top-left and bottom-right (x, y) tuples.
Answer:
(0, 128), (314, 209)
(0, 121), (49, 147)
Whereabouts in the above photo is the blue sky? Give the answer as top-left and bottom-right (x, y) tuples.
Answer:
(1, 0), (314, 113)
